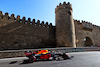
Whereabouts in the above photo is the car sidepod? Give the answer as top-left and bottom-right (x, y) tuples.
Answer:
(40, 54), (52, 60)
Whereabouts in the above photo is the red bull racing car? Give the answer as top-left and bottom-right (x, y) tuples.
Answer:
(25, 50), (73, 63)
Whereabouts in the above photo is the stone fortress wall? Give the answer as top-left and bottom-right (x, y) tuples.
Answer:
(74, 20), (100, 47)
(55, 2), (76, 47)
(0, 11), (56, 50)
(0, 2), (100, 50)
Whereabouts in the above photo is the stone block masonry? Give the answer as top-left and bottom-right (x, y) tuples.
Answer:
(0, 11), (55, 50)
(0, 2), (100, 50)
(55, 2), (76, 47)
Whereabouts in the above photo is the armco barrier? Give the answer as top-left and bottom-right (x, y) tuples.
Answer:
(0, 47), (100, 59)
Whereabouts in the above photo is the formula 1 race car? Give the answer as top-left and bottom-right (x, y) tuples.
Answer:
(25, 50), (73, 63)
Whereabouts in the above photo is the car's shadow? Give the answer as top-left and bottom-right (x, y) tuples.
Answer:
(9, 57), (73, 65)
(19, 60), (33, 64)
(19, 59), (61, 65)
(9, 61), (18, 64)
(9, 60), (33, 65)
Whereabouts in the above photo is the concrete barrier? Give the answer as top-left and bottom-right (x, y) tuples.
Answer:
(0, 47), (100, 59)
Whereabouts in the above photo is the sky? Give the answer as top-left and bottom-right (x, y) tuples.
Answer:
(0, 0), (100, 26)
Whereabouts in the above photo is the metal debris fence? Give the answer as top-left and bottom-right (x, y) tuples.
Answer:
(0, 47), (100, 59)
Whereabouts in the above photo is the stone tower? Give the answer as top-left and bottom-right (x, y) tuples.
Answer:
(55, 2), (76, 47)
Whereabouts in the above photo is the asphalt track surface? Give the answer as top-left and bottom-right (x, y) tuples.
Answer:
(0, 51), (100, 67)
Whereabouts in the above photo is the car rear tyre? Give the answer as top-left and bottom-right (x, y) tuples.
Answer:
(29, 56), (36, 63)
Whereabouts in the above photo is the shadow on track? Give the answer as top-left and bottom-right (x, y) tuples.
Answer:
(9, 61), (17, 64)
(19, 59), (55, 65)
(19, 59), (33, 65)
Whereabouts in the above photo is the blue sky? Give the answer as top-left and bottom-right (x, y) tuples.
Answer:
(0, 0), (100, 26)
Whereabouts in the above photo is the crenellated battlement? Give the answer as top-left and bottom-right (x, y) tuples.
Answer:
(55, 2), (72, 13)
(74, 19), (100, 30)
(0, 11), (53, 28)
(74, 19), (81, 24)
(81, 20), (93, 31)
